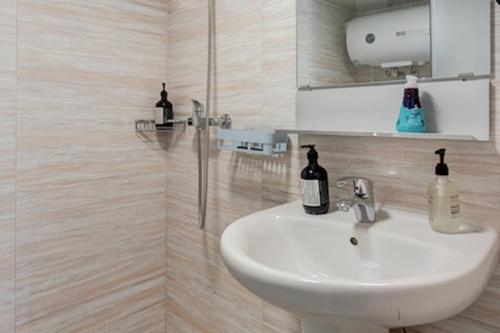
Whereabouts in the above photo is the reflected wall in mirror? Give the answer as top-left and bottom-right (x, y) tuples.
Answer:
(297, 0), (490, 89)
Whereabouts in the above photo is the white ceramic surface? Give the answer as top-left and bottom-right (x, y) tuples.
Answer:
(221, 201), (499, 333)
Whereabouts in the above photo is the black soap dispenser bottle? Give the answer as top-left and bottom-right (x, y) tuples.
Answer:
(155, 83), (174, 128)
(300, 145), (330, 214)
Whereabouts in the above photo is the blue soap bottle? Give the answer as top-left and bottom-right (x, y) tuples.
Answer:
(396, 75), (427, 133)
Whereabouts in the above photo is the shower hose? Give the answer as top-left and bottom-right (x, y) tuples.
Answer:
(197, 0), (215, 229)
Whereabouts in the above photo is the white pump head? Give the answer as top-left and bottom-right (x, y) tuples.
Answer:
(404, 75), (418, 89)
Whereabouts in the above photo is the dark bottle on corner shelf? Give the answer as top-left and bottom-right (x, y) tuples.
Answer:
(300, 145), (330, 215)
(155, 82), (174, 128)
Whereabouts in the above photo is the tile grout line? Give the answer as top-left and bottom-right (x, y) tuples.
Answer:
(164, 1), (169, 332)
(14, 0), (18, 331)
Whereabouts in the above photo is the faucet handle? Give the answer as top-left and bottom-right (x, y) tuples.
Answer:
(336, 177), (374, 196)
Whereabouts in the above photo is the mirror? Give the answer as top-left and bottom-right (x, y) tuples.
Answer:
(297, 0), (491, 89)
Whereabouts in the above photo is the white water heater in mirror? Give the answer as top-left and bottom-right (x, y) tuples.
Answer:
(346, 4), (430, 68)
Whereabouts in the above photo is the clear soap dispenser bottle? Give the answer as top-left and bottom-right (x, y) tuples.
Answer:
(427, 148), (461, 233)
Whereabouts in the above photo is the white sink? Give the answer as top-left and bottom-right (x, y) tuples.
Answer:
(220, 201), (499, 333)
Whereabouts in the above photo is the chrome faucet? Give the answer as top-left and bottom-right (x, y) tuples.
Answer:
(336, 177), (376, 223)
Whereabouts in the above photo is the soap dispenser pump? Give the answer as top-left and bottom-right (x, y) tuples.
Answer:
(427, 148), (461, 233)
(300, 145), (330, 215)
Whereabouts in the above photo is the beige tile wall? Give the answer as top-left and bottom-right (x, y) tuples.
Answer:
(165, 1), (301, 332)
(165, 1), (500, 333)
(0, 1), (17, 332)
(297, 0), (357, 87)
(15, 0), (169, 330)
(1, 0), (170, 331)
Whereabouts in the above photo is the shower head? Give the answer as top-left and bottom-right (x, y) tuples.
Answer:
(190, 99), (205, 128)
(191, 99), (204, 116)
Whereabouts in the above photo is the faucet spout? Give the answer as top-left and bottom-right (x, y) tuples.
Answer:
(351, 199), (376, 223)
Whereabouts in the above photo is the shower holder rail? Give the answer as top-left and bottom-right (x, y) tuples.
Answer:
(217, 128), (288, 156)
(135, 119), (187, 132)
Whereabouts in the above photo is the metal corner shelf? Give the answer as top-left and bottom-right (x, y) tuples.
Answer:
(135, 119), (187, 132)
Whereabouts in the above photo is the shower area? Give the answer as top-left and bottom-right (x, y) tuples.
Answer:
(0, 0), (298, 332)
(163, 1), (298, 330)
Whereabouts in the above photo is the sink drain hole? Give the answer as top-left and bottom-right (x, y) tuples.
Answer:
(350, 237), (358, 246)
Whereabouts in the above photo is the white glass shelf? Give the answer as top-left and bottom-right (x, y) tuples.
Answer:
(295, 78), (490, 141)
(276, 128), (479, 141)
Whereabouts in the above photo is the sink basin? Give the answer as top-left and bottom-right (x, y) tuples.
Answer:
(220, 201), (499, 333)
